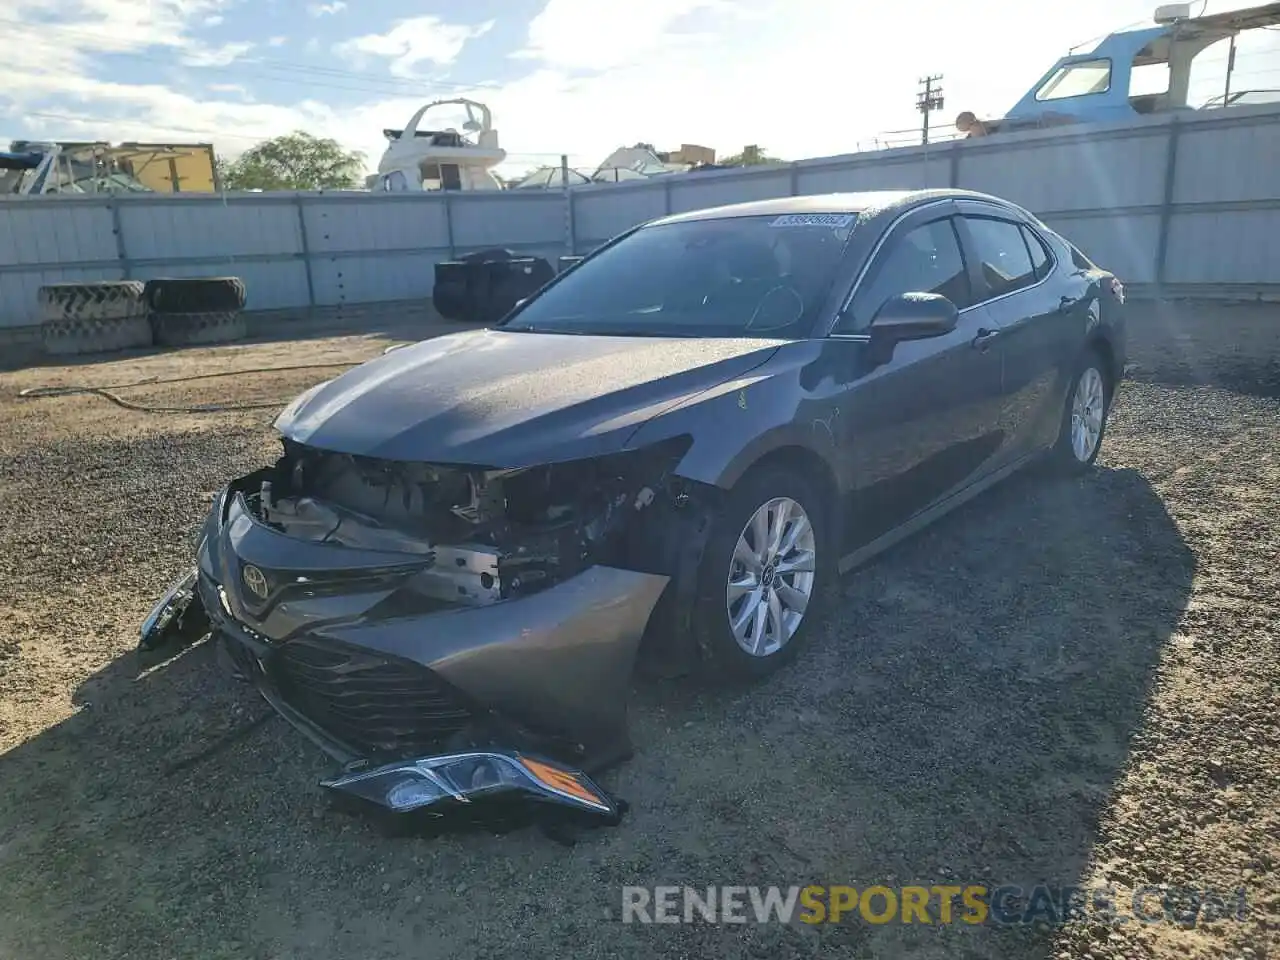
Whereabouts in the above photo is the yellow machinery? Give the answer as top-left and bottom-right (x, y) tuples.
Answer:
(2, 141), (219, 194)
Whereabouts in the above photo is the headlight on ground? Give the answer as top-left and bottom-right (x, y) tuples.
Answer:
(320, 751), (616, 816)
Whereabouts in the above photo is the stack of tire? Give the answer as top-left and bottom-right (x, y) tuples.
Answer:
(37, 276), (247, 356)
(38, 281), (151, 357)
(144, 277), (247, 347)
(433, 248), (555, 324)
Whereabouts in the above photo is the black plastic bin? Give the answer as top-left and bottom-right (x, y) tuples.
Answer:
(433, 249), (555, 324)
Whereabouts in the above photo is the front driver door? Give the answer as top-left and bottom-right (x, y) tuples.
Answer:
(830, 211), (1007, 551)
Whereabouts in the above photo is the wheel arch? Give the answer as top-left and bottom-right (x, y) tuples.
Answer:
(634, 441), (842, 678)
(1084, 329), (1120, 401)
(732, 444), (840, 518)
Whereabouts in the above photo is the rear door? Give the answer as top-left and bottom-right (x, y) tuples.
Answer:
(956, 207), (1088, 464)
(828, 207), (1006, 550)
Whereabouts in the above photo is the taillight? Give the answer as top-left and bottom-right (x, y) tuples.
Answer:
(1108, 276), (1125, 304)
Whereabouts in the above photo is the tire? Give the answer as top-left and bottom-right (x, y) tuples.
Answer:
(41, 314), (153, 356)
(690, 465), (831, 682)
(150, 310), (246, 347)
(432, 281), (468, 321)
(38, 281), (146, 322)
(144, 277), (246, 314)
(1050, 350), (1112, 473)
(458, 247), (515, 264)
(432, 261), (470, 321)
(485, 258), (554, 324)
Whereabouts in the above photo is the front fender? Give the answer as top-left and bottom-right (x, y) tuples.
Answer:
(626, 340), (840, 490)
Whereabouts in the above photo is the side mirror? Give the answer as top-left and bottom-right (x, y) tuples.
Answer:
(869, 292), (958, 345)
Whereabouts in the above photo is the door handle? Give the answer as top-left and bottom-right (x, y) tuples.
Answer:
(1058, 295), (1080, 313)
(971, 328), (1000, 350)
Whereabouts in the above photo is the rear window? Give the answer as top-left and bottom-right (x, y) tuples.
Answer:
(1022, 226), (1052, 281)
(1068, 242), (1096, 271)
(965, 217), (1037, 298)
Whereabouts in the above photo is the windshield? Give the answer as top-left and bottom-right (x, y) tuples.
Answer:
(1035, 59), (1112, 101)
(502, 213), (858, 338)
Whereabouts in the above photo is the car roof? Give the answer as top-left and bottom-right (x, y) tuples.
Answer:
(650, 188), (1016, 226)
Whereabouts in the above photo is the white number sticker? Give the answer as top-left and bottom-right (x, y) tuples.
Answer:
(770, 213), (856, 228)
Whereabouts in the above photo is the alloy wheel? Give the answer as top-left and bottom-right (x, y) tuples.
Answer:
(726, 496), (817, 658)
(1070, 366), (1106, 462)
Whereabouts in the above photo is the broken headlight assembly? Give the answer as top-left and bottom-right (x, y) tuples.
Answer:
(321, 751), (621, 822)
(138, 565), (211, 654)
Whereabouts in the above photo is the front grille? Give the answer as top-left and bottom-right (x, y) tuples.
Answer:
(269, 638), (473, 759)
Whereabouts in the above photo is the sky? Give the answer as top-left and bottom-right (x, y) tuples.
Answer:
(1, 0), (1278, 178)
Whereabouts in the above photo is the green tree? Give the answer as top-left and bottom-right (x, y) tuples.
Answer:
(718, 145), (781, 166)
(219, 132), (365, 190)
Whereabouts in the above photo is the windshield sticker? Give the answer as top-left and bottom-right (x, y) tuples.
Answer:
(770, 213), (856, 228)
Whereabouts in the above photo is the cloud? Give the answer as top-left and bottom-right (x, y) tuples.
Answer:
(335, 16), (495, 78)
(307, 1), (345, 16)
(514, 0), (734, 72)
(0, 0), (252, 75)
(207, 82), (251, 98)
(180, 40), (254, 67)
(4, 0), (1277, 180)
(267, 35), (287, 47)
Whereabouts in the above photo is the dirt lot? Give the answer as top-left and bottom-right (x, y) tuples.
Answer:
(0, 302), (1276, 960)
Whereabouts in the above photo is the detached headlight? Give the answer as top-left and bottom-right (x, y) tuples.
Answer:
(320, 751), (617, 818)
(138, 566), (208, 652)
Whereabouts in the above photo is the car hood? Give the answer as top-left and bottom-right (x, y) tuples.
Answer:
(275, 328), (783, 466)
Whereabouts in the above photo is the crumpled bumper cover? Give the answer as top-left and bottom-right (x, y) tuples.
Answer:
(139, 480), (668, 819)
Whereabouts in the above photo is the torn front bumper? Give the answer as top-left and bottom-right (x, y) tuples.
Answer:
(144, 480), (668, 815)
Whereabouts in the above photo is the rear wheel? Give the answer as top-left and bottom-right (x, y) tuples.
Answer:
(1051, 352), (1111, 472)
(692, 466), (829, 681)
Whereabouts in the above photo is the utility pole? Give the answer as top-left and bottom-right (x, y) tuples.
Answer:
(917, 75), (945, 145)
(1222, 34), (1237, 107)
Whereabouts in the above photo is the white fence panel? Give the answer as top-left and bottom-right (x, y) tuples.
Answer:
(3, 106), (1280, 330)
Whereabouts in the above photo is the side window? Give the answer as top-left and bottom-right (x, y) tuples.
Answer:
(840, 218), (971, 331)
(1022, 226), (1052, 281)
(965, 217), (1037, 300)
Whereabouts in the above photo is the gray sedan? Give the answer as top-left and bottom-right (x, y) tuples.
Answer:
(140, 189), (1126, 819)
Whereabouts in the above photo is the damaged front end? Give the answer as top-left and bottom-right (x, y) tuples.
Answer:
(140, 435), (705, 822)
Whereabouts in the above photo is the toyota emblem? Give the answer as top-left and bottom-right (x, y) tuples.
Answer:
(242, 564), (269, 600)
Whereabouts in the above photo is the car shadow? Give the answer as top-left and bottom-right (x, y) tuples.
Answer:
(0, 463), (1192, 960)
(628, 462), (1194, 957)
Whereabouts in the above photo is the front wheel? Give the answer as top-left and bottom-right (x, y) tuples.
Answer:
(691, 466), (830, 681)
(1051, 354), (1111, 472)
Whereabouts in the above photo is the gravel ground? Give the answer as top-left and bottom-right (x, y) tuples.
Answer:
(0, 302), (1276, 960)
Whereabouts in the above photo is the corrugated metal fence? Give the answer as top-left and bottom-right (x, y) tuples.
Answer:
(2, 104), (1278, 331)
